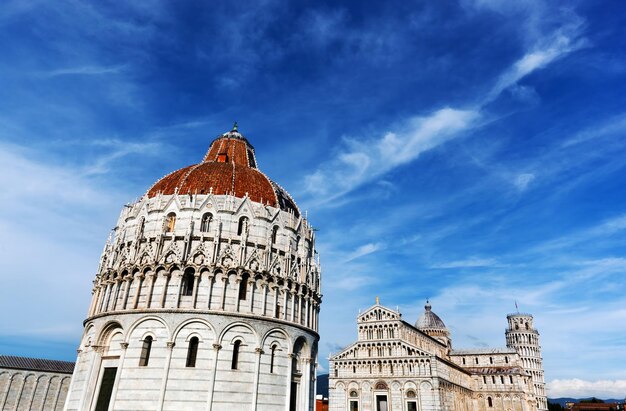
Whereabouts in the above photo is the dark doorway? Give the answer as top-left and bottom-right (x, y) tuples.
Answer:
(407, 402), (417, 411)
(289, 381), (298, 411)
(95, 367), (117, 411)
(376, 395), (388, 411)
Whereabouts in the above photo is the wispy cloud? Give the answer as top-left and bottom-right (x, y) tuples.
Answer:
(44, 65), (125, 77)
(432, 257), (502, 269)
(304, 108), (479, 202)
(344, 242), (384, 262)
(302, 13), (585, 205)
(83, 139), (163, 175)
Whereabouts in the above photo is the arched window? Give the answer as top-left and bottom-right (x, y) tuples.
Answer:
(139, 336), (153, 366)
(164, 212), (176, 233)
(200, 213), (212, 232)
(270, 345), (277, 373)
(186, 337), (199, 367)
(525, 322), (530, 330)
(182, 268), (195, 296)
(238, 274), (248, 301)
(231, 340), (241, 370)
(487, 397), (493, 407)
(271, 226), (278, 244)
(237, 216), (249, 236)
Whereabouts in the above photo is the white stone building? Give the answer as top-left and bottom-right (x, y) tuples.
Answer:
(0, 356), (74, 410)
(64, 126), (322, 411)
(329, 301), (547, 411)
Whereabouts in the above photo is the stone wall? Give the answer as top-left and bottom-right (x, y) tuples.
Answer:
(0, 368), (71, 411)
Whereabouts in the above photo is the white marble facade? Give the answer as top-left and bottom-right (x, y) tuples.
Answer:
(329, 302), (547, 411)
(64, 128), (321, 411)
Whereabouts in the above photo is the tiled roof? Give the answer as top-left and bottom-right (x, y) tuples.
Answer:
(146, 131), (300, 217)
(0, 355), (74, 374)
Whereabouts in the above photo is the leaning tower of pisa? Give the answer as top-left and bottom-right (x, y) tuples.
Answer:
(505, 313), (547, 411)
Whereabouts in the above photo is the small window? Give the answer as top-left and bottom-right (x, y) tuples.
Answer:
(270, 345), (277, 373)
(505, 356), (509, 364)
(406, 390), (416, 398)
(182, 268), (195, 296)
(217, 153), (228, 163)
(501, 375), (505, 384)
(238, 275), (248, 300)
(164, 212), (176, 233)
(247, 149), (256, 168)
(186, 337), (199, 367)
(525, 322), (530, 330)
(483, 376), (486, 384)
(475, 357), (478, 364)
(350, 400), (359, 411)
(231, 340), (241, 370)
(487, 397), (493, 407)
(139, 336), (153, 366)
(200, 213), (212, 232)
(489, 357), (493, 364)
(271, 226), (278, 244)
(509, 375), (513, 384)
(462, 357), (466, 365)
(238, 217), (249, 236)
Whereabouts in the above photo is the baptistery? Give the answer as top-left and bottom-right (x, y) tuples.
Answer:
(64, 125), (321, 411)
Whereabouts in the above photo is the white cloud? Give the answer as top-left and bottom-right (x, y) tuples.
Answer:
(432, 257), (501, 269)
(303, 15), (585, 205)
(344, 242), (384, 262)
(304, 108), (479, 202)
(514, 173), (535, 190)
(45, 65), (125, 77)
(547, 379), (626, 399)
(485, 26), (586, 103)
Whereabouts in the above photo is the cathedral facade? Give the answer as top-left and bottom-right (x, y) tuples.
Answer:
(63, 126), (322, 411)
(329, 301), (546, 411)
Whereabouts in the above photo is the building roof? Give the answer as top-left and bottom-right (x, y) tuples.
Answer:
(147, 126), (300, 217)
(451, 348), (517, 355)
(415, 301), (447, 330)
(0, 355), (75, 374)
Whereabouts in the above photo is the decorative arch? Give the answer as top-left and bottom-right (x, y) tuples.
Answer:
(172, 318), (216, 343)
(261, 327), (291, 348)
(97, 321), (124, 346)
(218, 321), (259, 346)
(125, 315), (170, 343)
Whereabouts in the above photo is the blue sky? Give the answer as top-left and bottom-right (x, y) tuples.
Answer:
(1, 0), (626, 399)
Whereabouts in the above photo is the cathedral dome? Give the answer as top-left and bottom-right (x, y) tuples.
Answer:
(147, 125), (300, 216)
(415, 301), (447, 330)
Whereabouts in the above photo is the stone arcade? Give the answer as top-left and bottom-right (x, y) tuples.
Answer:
(329, 301), (547, 411)
(63, 126), (322, 411)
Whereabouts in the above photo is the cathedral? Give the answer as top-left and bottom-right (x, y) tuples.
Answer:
(63, 126), (322, 410)
(329, 300), (547, 411)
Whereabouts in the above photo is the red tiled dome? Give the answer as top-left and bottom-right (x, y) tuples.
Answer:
(147, 127), (300, 216)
